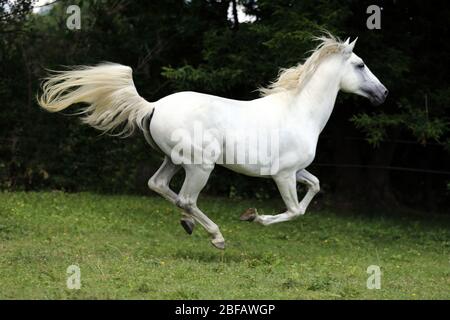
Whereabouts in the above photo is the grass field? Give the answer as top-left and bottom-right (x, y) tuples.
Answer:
(0, 191), (449, 299)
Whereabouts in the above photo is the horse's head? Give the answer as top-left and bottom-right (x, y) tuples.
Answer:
(339, 38), (388, 106)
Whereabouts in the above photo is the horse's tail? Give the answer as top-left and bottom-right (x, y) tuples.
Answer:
(38, 63), (153, 136)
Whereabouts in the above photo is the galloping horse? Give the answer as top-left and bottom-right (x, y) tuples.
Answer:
(38, 35), (388, 249)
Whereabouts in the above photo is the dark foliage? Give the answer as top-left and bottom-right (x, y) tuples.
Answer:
(0, 0), (449, 213)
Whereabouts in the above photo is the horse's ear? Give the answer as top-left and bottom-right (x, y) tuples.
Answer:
(349, 37), (358, 50)
(343, 37), (357, 58)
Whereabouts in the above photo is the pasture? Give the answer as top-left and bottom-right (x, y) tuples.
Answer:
(0, 191), (449, 299)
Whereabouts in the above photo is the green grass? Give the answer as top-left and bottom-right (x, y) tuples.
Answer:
(0, 191), (449, 299)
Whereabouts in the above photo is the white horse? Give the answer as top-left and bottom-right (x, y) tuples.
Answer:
(38, 35), (387, 249)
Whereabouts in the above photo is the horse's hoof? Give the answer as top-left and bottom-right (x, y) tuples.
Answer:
(211, 239), (225, 250)
(180, 218), (195, 235)
(240, 208), (258, 222)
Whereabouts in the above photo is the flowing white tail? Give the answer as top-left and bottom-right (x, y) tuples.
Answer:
(38, 63), (153, 136)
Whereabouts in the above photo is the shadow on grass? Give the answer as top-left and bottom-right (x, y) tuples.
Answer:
(170, 248), (283, 266)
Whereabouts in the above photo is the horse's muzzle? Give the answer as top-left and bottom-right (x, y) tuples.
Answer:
(369, 86), (388, 106)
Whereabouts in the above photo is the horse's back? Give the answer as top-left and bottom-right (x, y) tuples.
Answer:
(155, 91), (246, 108)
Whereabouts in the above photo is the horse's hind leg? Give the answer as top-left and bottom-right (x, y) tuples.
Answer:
(148, 157), (196, 234)
(176, 164), (225, 249)
(148, 157), (180, 203)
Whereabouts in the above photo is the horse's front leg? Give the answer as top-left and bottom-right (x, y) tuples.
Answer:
(240, 169), (320, 226)
(295, 169), (320, 213)
(242, 172), (302, 226)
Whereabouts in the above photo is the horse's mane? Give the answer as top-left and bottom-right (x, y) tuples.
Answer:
(259, 34), (347, 97)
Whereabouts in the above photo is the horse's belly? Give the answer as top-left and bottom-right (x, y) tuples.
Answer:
(219, 163), (273, 178)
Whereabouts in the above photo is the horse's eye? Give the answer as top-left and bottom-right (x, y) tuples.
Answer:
(357, 63), (365, 69)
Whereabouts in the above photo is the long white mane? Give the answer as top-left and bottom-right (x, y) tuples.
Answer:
(260, 34), (347, 97)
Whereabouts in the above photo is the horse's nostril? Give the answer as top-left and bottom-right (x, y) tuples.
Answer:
(384, 89), (389, 97)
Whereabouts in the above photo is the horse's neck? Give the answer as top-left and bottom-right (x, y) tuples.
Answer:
(290, 60), (342, 134)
